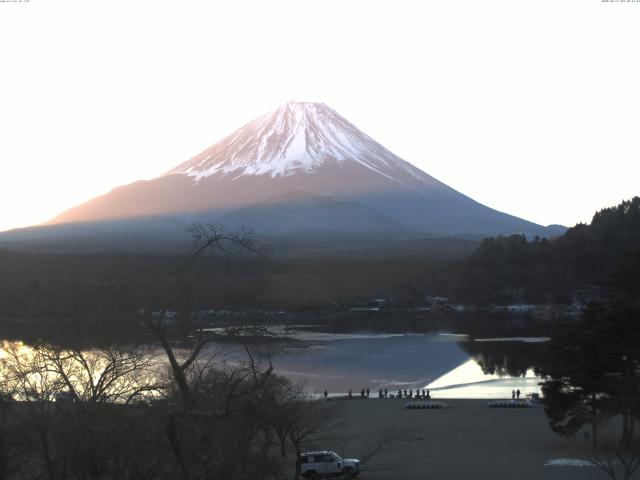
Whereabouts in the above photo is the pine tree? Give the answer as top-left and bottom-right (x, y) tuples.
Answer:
(539, 303), (611, 446)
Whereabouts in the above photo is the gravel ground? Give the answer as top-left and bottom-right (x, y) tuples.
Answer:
(319, 398), (603, 480)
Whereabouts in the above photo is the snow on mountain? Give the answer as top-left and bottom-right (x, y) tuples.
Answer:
(168, 101), (438, 193)
(42, 100), (561, 241)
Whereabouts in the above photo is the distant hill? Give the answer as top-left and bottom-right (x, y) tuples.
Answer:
(453, 197), (640, 303)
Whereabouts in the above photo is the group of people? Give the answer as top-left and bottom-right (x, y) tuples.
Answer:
(323, 387), (432, 400)
(322, 387), (524, 401)
(396, 388), (430, 399)
(342, 388), (371, 399)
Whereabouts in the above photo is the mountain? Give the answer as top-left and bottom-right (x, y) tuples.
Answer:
(5, 101), (563, 252)
(215, 191), (412, 236)
(0, 217), (192, 254)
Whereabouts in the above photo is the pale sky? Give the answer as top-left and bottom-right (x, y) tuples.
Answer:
(1, 0), (639, 233)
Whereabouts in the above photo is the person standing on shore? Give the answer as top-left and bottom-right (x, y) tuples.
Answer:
(511, 389), (515, 400)
(323, 390), (328, 399)
(516, 389), (521, 399)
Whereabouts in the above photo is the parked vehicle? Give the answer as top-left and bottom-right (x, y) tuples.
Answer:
(300, 451), (361, 478)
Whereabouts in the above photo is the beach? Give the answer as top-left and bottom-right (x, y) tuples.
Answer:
(319, 398), (601, 480)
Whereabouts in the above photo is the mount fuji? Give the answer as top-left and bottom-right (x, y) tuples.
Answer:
(3, 102), (564, 253)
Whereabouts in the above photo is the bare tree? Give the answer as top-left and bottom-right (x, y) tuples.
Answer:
(36, 344), (162, 404)
(120, 223), (269, 407)
(1, 342), (65, 480)
(118, 223), (293, 480)
(1, 341), (168, 480)
(0, 365), (27, 480)
(180, 222), (264, 282)
(586, 434), (640, 480)
(121, 223), (279, 415)
(284, 395), (343, 480)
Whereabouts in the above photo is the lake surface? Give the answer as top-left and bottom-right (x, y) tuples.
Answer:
(269, 328), (546, 399)
(1, 319), (549, 400)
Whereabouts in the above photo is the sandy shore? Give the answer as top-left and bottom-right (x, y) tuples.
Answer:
(317, 398), (601, 480)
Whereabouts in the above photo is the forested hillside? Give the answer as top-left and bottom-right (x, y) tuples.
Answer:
(454, 197), (640, 304)
(1, 198), (637, 321)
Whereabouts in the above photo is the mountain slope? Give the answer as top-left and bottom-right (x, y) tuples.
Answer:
(48, 101), (559, 239)
(215, 191), (413, 236)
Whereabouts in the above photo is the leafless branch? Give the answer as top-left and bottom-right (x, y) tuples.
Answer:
(584, 431), (640, 480)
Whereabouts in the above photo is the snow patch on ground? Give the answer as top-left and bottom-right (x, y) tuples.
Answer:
(474, 337), (550, 343)
(544, 458), (593, 467)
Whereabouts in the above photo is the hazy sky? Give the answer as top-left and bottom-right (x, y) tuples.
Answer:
(1, 0), (639, 232)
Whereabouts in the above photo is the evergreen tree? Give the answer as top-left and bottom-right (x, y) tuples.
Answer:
(540, 255), (640, 447)
(539, 303), (611, 446)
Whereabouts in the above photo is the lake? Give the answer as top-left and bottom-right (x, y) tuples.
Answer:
(265, 326), (546, 399)
(0, 317), (549, 400)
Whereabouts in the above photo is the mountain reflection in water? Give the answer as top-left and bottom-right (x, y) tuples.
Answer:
(270, 330), (546, 399)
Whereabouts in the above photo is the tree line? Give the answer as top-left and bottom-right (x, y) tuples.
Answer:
(538, 248), (640, 479)
(0, 197), (638, 319)
(453, 197), (640, 304)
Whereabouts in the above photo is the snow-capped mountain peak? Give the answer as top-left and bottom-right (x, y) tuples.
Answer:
(46, 101), (555, 239)
(167, 101), (435, 189)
